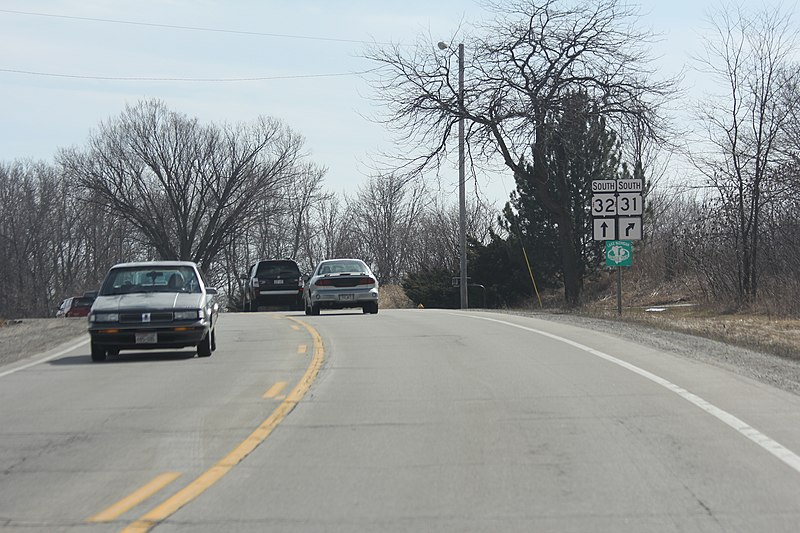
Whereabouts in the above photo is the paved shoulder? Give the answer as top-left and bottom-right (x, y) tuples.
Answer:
(503, 310), (800, 396)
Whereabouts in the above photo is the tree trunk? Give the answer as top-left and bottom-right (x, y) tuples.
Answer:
(557, 212), (582, 307)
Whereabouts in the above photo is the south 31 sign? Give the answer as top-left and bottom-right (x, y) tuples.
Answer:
(591, 179), (643, 242)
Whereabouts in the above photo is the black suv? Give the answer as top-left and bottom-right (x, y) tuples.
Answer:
(241, 259), (304, 311)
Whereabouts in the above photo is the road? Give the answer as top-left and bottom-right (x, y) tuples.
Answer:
(1, 309), (800, 532)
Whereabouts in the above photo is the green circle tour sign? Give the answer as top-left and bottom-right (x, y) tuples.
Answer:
(605, 240), (633, 267)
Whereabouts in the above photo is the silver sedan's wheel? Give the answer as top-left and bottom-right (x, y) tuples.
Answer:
(197, 331), (213, 357)
(90, 341), (107, 362)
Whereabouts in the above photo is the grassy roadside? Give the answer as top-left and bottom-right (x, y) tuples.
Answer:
(572, 302), (800, 363)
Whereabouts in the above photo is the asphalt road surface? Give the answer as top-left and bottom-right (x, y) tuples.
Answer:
(1, 309), (800, 532)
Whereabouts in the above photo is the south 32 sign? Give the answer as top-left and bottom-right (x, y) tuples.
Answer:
(591, 179), (643, 241)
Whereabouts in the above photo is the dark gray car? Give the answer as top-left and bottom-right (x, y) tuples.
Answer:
(87, 261), (218, 362)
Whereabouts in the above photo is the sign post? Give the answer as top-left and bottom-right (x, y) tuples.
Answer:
(606, 240), (633, 316)
(592, 181), (643, 316)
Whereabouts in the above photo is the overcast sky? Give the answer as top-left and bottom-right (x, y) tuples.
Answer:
(0, 1), (791, 206)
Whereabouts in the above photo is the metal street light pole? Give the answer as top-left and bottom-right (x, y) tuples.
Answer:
(457, 43), (468, 309)
(437, 41), (468, 309)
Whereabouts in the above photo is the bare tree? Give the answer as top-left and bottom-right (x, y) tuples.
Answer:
(349, 174), (429, 283)
(285, 163), (330, 260)
(405, 195), (498, 273)
(365, 0), (675, 305)
(297, 194), (353, 266)
(0, 161), (61, 316)
(690, 4), (797, 307)
(58, 99), (307, 273)
(0, 161), (136, 317)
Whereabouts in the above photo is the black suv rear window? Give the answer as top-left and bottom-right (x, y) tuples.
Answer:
(256, 260), (300, 277)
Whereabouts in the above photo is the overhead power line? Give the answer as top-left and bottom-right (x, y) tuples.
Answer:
(0, 9), (391, 83)
(0, 8), (392, 45)
(0, 67), (379, 82)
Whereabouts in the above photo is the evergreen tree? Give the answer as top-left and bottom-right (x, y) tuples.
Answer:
(401, 269), (459, 309)
(468, 231), (536, 308)
(502, 91), (621, 305)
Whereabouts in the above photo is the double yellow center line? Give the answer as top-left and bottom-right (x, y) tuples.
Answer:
(89, 317), (324, 532)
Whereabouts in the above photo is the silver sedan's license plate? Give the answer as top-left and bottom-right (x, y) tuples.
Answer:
(338, 294), (354, 301)
(135, 332), (157, 344)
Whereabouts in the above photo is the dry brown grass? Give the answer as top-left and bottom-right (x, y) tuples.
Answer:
(576, 305), (800, 361)
(576, 272), (800, 362)
(379, 284), (415, 309)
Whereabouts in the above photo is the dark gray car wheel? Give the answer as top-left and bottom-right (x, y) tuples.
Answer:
(90, 341), (107, 362)
(197, 331), (213, 357)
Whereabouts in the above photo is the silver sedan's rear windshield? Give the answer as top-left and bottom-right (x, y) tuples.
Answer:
(317, 261), (367, 275)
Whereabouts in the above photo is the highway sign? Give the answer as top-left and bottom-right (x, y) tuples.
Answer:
(590, 179), (644, 241)
(616, 179), (643, 192)
(606, 240), (632, 267)
(616, 193), (643, 215)
(591, 180), (617, 193)
(591, 194), (617, 216)
(617, 217), (642, 240)
(593, 218), (616, 240)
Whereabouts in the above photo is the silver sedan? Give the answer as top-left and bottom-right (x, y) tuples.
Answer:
(303, 258), (379, 315)
(87, 261), (219, 361)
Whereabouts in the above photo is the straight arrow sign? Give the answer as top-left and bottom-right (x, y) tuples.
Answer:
(593, 218), (616, 240)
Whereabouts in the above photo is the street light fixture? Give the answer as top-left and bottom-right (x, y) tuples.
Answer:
(438, 41), (468, 309)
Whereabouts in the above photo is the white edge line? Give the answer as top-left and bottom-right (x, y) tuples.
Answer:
(458, 312), (800, 475)
(0, 336), (90, 378)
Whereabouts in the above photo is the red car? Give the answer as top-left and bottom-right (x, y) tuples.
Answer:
(56, 296), (94, 318)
